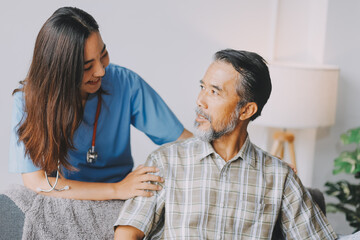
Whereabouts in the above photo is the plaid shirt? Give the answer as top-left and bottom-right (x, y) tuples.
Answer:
(115, 137), (337, 239)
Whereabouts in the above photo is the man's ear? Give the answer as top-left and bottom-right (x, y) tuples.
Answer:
(239, 102), (258, 120)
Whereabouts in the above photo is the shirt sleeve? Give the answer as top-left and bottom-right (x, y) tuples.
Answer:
(279, 171), (337, 239)
(114, 154), (165, 238)
(8, 92), (40, 173)
(129, 72), (184, 145)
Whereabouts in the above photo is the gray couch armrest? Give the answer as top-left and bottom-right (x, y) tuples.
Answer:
(307, 188), (326, 215)
(0, 194), (24, 239)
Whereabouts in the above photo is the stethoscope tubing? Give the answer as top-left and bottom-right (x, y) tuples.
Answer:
(36, 160), (70, 192)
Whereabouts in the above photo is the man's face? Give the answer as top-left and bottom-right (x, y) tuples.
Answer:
(194, 61), (242, 142)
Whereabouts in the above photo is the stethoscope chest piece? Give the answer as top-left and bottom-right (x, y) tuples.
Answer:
(87, 147), (98, 164)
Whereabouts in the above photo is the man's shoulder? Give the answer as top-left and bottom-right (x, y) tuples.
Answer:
(149, 137), (206, 160)
(250, 142), (292, 173)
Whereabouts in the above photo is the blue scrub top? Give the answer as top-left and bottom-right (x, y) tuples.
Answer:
(9, 63), (184, 183)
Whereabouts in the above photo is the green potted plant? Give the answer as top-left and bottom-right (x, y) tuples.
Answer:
(325, 127), (360, 232)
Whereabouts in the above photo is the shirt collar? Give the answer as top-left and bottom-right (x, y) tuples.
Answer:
(197, 135), (256, 168)
(192, 138), (214, 161)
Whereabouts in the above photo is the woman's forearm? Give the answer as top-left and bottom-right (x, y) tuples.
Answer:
(22, 170), (118, 200)
(22, 165), (163, 201)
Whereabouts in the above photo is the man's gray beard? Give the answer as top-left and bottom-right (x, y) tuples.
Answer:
(194, 106), (241, 142)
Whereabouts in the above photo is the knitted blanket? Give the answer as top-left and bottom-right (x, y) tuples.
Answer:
(4, 184), (124, 240)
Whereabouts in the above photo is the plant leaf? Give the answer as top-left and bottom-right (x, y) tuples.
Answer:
(326, 126), (360, 232)
(325, 181), (360, 205)
(333, 150), (359, 175)
(341, 127), (360, 145)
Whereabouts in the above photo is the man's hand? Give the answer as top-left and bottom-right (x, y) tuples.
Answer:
(114, 225), (144, 240)
(113, 165), (164, 200)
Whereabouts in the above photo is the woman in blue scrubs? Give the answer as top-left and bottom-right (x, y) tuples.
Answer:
(9, 7), (192, 200)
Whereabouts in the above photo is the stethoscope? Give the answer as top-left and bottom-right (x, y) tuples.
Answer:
(37, 93), (102, 193)
(87, 93), (102, 164)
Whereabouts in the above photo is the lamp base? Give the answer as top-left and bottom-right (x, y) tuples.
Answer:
(270, 130), (297, 172)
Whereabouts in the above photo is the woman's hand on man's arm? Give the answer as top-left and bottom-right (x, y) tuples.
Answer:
(113, 165), (164, 200)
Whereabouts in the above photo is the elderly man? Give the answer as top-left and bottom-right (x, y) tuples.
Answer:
(114, 49), (337, 239)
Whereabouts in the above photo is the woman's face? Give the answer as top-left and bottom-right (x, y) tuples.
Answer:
(80, 31), (110, 99)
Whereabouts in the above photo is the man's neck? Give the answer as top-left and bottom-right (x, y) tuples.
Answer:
(211, 123), (248, 162)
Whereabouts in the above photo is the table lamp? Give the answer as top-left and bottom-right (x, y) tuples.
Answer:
(253, 62), (339, 185)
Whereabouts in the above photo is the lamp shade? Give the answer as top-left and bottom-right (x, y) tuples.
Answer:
(253, 62), (339, 129)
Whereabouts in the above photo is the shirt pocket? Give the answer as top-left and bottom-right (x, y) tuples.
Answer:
(226, 201), (275, 239)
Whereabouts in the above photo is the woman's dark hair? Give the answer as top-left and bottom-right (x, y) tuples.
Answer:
(214, 49), (272, 121)
(14, 7), (99, 173)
